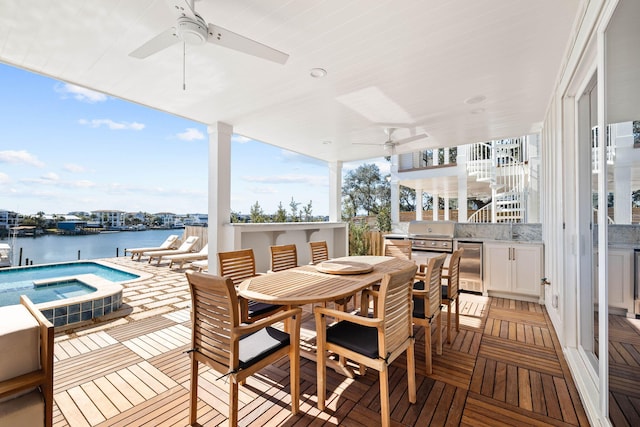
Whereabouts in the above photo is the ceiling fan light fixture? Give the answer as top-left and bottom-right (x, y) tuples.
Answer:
(310, 68), (327, 78)
(177, 16), (208, 45)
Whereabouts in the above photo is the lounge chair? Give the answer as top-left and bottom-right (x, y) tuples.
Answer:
(166, 244), (208, 269)
(144, 236), (200, 265)
(125, 234), (179, 261)
(190, 260), (208, 272)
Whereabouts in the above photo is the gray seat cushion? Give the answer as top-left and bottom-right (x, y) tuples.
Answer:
(325, 320), (378, 359)
(238, 326), (289, 370)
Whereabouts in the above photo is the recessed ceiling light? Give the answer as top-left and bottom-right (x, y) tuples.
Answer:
(464, 95), (486, 105)
(310, 68), (327, 78)
(322, 140), (332, 145)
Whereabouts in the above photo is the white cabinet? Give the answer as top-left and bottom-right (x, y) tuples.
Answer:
(484, 242), (543, 301)
(594, 248), (633, 316)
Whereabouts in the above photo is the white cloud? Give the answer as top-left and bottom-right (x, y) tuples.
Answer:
(232, 134), (252, 144)
(55, 83), (108, 103)
(0, 150), (45, 167)
(64, 163), (86, 173)
(72, 180), (96, 188)
(41, 172), (60, 181)
(78, 119), (145, 130)
(177, 127), (205, 141)
(249, 186), (279, 194)
(0, 172), (10, 184)
(242, 174), (328, 187)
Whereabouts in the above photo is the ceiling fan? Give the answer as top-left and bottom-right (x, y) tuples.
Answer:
(129, 0), (289, 64)
(355, 128), (428, 153)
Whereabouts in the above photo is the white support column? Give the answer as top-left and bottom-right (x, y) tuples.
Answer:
(457, 146), (468, 222)
(207, 122), (233, 275)
(416, 188), (423, 220)
(444, 196), (450, 220)
(329, 161), (343, 222)
(614, 158), (632, 224)
(390, 154), (400, 226)
(432, 193), (439, 221)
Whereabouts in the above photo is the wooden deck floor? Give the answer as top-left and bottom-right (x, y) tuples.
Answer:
(50, 257), (591, 427)
(607, 314), (640, 426)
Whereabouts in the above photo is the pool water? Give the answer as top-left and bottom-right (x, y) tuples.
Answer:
(0, 262), (138, 307)
(0, 280), (94, 306)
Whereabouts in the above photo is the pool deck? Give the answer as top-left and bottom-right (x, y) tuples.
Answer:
(49, 256), (591, 427)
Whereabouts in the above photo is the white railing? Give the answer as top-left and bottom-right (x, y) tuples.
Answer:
(592, 208), (614, 224)
(466, 142), (493, 181)
(468, 205), (492, 223)
(591, 125), (615, 173)
(466, 138), (528, 223)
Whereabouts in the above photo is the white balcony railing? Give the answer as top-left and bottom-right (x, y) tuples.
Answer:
(591, 125), (615, 173)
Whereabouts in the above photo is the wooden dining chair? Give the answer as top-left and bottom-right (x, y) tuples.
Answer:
(186, 271), (302, 427)
(309, 240), (329, 265)
(364, 239), (413, 315)
(383, 239), (412, 260)
(442, 248), (463, 344)
(412, 253), (446, 375)
(218, 249), (283, 323)
(269, 244), (298, 272)
(314, 264), (418, 427)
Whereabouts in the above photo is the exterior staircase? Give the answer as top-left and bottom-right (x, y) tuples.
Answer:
(467, 138), (528, 223)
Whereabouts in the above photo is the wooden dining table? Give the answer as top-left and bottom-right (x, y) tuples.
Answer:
(238, 255), (416, 375)
(238, 255), (416, 307)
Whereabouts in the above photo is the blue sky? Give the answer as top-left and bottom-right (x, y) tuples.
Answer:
(0, 63), (388, 217)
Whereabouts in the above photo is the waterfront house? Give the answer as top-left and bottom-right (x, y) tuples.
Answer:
(0, 1), (638, 425)
(91, 210), (126, 229)
(0, 210), (19, 237)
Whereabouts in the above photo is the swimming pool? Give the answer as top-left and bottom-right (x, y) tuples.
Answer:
(0, 279), (95, 306)
(0, 261), (144, 328)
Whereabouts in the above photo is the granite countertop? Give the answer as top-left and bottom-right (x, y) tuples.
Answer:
(454, 223), (542, 242)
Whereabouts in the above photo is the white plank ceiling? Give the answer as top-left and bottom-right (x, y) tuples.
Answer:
(0, 0), (581, 163)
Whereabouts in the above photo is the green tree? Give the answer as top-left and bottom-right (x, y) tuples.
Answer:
(230, 210), (242, 223)
(250, 201), (266, 223)
(376, 206), (391, 232)
(289, 197), (300, 222)
(302, 200), (313, 222)
(342, 164), (387, 216)
(349, 219), (370, 255)
(274, 202), (287, 222)
(400, 186), (416, 212)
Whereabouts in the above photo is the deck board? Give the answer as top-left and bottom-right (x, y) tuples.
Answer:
(47, 257), (591, 426)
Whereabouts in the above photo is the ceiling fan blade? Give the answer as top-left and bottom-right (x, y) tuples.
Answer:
(395, 133), (428, 145)
(207, 23), (289, 64)
(129, 27), (180, 58)
(166, 0), (197, 20)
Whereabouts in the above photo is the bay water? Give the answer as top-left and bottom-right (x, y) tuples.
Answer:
(0, 229), (180, 266)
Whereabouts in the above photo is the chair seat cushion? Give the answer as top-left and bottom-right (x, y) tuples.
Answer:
(247, 301), (281, 319)
(238, 326), (289, 370)
(412, 296), (427, 319)
(0, 389), (44, 426)
(412, 280), (428, 319)
(442, 284), (457, 300)
(326, 320), (378, 359)
(0, 304), (40, 382)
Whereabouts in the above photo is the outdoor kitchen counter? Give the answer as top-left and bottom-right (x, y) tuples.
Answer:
(454, 223), (542, 242)
(453, 237), (543, 244)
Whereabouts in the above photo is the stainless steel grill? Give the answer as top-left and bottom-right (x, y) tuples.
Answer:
(407, 221), (455, 253)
